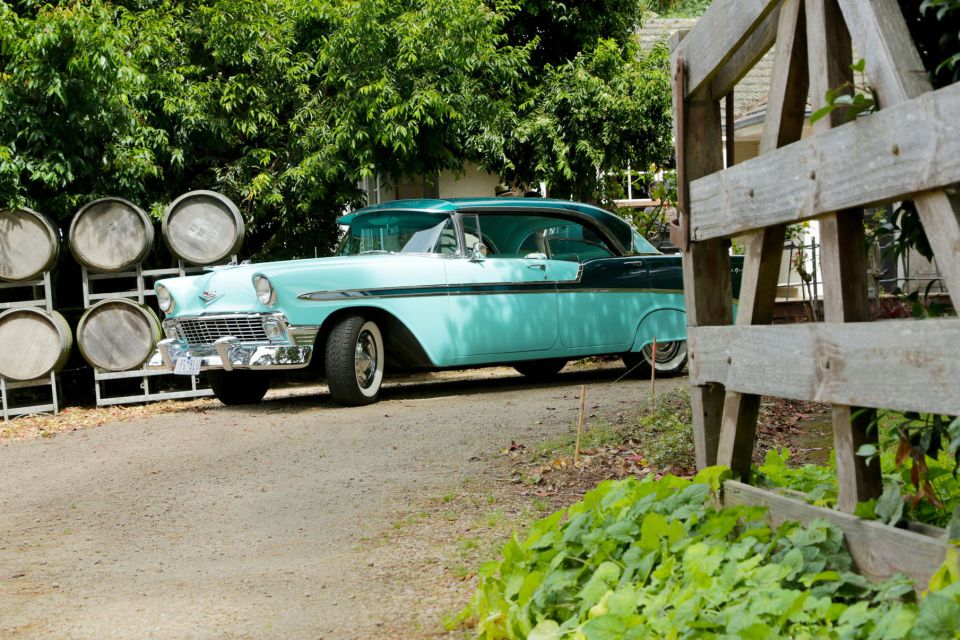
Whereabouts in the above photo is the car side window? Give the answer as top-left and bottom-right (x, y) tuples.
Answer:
(433, 218), (459, 255)
(543, 222), (614, 262)
(461, 214), (498, 255)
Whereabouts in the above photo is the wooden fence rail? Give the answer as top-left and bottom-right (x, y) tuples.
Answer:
(672, 0), (959, 587)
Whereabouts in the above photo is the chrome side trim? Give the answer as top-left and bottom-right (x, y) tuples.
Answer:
(298, 264), (585, 302)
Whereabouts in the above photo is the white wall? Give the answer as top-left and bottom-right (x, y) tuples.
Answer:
(437, 162), (501, 198)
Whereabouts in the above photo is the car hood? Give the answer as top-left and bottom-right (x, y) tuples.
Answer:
(158, 254), (447, 319)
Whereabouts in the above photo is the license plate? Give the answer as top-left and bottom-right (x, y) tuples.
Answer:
(174, 356), (201, 376)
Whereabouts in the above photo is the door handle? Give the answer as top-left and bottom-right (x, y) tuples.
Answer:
(527, 263), (546, 271)
(623, 260), (645, 268)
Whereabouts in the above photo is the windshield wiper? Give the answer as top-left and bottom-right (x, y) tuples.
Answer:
(358, 250), (394, 255)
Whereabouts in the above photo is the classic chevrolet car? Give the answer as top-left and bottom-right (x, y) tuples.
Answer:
(151, 198), (743, 406)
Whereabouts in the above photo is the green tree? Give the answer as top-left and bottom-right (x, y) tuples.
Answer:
(0, 2), (163, 216)
(473, 38), (672, 203)
(0, 0), (674, 257)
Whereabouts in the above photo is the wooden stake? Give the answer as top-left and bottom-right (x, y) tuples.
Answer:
(650, 338), (657, 404)
(574, 385), (586, 466)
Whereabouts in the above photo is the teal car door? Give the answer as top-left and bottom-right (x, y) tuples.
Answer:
(551, 221), (651, 350)
(444, 213), (559, 357)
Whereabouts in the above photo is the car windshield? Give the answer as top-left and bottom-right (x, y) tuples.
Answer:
(338, 212), (456, 256)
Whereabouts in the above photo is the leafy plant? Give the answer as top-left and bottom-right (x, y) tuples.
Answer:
(810, 59), (876, 125)
(757, 415), (960, 530)
(629, 388), (694, 471)
(917, 0), (960, 80)
(453, 470), (960, 639)
(641, 0), (711, 18)
(755, 449), (837, 507)
(1, 0), (673, 258)
(860, 412), (960, 523)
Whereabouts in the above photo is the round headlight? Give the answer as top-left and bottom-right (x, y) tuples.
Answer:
(255, 275), (276, 306)
(156, 284), (174, 313)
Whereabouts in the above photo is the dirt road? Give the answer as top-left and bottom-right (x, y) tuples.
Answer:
(0, 363), (668, 639)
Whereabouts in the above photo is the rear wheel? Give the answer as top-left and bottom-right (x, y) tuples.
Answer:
(514, 358), (568, 380)
(325, 315), (385, 406)
(208, 370), (272, 406)
(622, 340), (688, 378)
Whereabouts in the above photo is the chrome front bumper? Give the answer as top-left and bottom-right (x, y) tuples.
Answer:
(149, 337), (314, 372)
(147, 314), (320, 371)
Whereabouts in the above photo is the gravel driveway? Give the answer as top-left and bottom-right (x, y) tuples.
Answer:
(0, 363), (664, 639)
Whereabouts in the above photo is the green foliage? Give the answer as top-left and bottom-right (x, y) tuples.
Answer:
(1, 0), (672, 257)
(630, 388), (694, 471)
(641, 0), (711, 17)
(755, 449), (837, 508)
(0, 2), (162, 213)
(482, 39), (673, 203)
(916, 0), (960, 82)
(497, 0), (645, 69)
(619, 169), (675, 248)
(809, 59), (876, 125)
(756, 427), (960, 529)
(453, 472), (960, 639)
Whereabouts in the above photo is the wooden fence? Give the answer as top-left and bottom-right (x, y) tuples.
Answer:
(671, 0), (960, 587)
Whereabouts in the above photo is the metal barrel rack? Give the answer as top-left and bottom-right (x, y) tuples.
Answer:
(80, 261), (215, 406)
(0, 270), (62, 422)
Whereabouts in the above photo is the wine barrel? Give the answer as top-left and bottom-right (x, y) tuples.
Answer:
(77, 299), (161, 372)
(69, 197), (154, 272)
(0, 208), (60, 282)
(0, 308), (72, 381)
(162, 191), (244, 265)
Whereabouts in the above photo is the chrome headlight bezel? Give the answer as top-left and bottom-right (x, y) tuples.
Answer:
(156, 284), (175, 314)
(161, 318), (179, 340)
(254, 275), (276, 307)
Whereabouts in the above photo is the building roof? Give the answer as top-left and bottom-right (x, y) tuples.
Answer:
(637, 16), (775, 120)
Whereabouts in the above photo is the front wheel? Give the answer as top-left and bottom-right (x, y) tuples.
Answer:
(208, 370), (272, 406)
(325, 315), (385, 406)
(622, 340), (688, 378)
(514, 358), (568, 380)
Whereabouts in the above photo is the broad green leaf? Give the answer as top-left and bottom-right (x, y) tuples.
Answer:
(948, 508), (960, 543)
(577, 562), (622, 610)
(693, 465), (732, 492)
(529, 620), (562, 640)
(911, 592), (960, 639)
(869, 606), (917, 640)
(580, 614), (628, 640)
(638, 513), (669, 551)
(855, 499), (878, 519)
(927, 547), (960, 592)
(857, 443), (879, 458)
(876, 481), (904, 525)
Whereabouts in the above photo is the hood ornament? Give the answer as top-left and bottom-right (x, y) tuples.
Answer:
(199, 290), (223, 304)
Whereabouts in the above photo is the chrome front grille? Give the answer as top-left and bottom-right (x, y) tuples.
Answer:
(175, 316), (268, 345)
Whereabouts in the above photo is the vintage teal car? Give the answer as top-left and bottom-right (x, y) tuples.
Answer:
(151, 198), (743, 406)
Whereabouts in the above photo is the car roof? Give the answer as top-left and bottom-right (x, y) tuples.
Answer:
(338, 197), (635, 254)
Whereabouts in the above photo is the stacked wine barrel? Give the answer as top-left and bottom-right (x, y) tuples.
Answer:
(0, 207), (73, 382)
(73, 191), (245, 373)
(163, 191), (244, 266)
(0, 192), (244, 388)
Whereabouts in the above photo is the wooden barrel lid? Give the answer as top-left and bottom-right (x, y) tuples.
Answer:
(162, 191), (244, 265)
(77, 299), (161, 371)
(0, 208), (60, 282)
(69, 198), (155, 272)
(0, 308), (72, 381)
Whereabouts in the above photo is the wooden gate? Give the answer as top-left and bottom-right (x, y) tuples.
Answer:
(671, 0), (960, 586)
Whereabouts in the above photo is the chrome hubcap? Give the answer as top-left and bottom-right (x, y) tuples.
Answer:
(355, 330), (378, 389)
(643, 340), (683, 365)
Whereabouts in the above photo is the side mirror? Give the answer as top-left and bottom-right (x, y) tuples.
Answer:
(470, 242), (488, 262)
